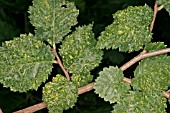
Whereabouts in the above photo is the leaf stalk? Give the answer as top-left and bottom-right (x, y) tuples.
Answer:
(52, 49), (70, 81)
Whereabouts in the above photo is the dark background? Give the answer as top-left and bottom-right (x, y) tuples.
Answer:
(0, 0), (170, 112)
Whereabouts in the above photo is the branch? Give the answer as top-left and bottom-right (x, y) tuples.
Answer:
(12, 83), (95, 113)
(163, 91), (170, 98)
(150, 3), (158, 32)
(13, 102), (46, 113)
(52, 49), (70, 81)
(120, 48), (170, 71)
(13, 48), (170, 113)
(78, 82), (94, 95)
(0, 108), (3, 113)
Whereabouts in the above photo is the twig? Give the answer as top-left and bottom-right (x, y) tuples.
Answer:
(150, 3), (158, 32)
(52, 49), (70, 81)
(13, 102), (46, 113)
(78, 82), (94, 95)
(12, 83), (95, 113)
(120, 48), (170, 71)
(0, 108), (3, 113)
(163, 91), (170, 98)
(13, 77), (170, 113)
(122, 77), (131, 84)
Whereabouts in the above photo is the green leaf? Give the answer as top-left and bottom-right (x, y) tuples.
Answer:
(112, 91), (167, 113)
(97, 4), (153, 52)
(132, 56), (170, 92)
(71, 72), (93, 87)
(144, 42), (167, 59)
(94, 66), (130, 103)
(28, 0), (79, 44)
(157, 0), (170, 15)
(59, 24), (103, 74)
(0, 33), (54, 92)
(43, 74), (78, 113)
(145, 42), (167, 52)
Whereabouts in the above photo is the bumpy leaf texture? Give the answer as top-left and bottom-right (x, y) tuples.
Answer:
(59, 24), (103, 74)
(0, 34), (54, 92)
(94, 66), (130, 103)
(157, 0), (170, 15)
(144, 42), (167, 59)
(71, 72), (93, 87)
(133, 56), (170, 92)
(43, 74), (78, 113)
(112, 91), (167, 113)
(145, 42), (167, 52)
(97, 4), (153, 52)
(29, 0), (79, 44)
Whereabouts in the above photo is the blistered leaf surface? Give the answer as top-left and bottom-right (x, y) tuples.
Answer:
(0, 34), (54, 92)
(71, 72), (93, 87)
(97, 5), (153, 52)
(59, 24), (103, 74)
(43, 74), (78, 113)
(133, 56), (170, 92)
(29, 0), (79, 44)
(112, 91), (167, 113)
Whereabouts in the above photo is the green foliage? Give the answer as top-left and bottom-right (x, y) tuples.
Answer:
(43, 74), (78, 113)
(28, 0), (79, 45)
(131, 54), (169, 112)
(144, 42), (167, 59)
(157, 0), (170, 15)
(0, 33), (54, 92)
(112, 91), (167, 113)
(94, 66), (130, 103)
(132, 56), (170, 92)
(0, 0), (169, 113)
(59, 24), (103, 74)
(145, 42), (167, 52)
(71, 72), (93, 87)
(97, 5), (153, 52)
